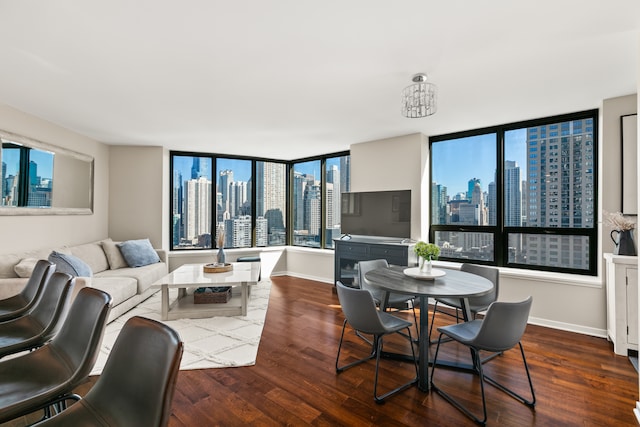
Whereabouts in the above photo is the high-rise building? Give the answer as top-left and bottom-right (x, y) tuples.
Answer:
(467, 178), (481, 200)
(172, 170), (183, 246)
(304, 182), (321, 238)
(256, 162), (286, 235)
(184, 176), (212, 245)
(230, 215), (252, 247)
(256, 216), (268, 247)
(326, 165), (340, 228)
(340, 156), (351, 194)
(524, 120), (594, 269)
(218, 169), (233, 214)
(504, 160), (522, 227)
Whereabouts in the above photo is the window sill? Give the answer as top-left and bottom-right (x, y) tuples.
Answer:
(433, 260), (603, 288)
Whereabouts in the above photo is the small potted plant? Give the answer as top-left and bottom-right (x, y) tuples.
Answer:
(414, 241), (440, 273)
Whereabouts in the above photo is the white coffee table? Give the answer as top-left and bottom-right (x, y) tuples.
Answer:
(152, 262), (261, 320)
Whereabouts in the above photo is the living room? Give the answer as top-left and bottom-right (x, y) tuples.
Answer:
(0, 2), (639, 424)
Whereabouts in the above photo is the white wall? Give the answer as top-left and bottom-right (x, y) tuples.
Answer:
(0, 104), (110, 254)
(108, 146), (166, 248)
(1, 98), (635, 336)
(350, 133), (426, 240)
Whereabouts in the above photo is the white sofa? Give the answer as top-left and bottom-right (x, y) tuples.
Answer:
(0, 238), (167, 323)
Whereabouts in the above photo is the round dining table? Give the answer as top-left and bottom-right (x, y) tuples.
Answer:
(365, 265), (493, 391)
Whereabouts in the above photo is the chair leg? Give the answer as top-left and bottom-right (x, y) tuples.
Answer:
(482, 342), (536, 407)
(373, 327), (418, 403)
(336, 319), (375, 372)
(429, 301), (454, 345)
(432, 340), (536, 425)
(428, 300), (438, 342)
(432, 339), (489, 425)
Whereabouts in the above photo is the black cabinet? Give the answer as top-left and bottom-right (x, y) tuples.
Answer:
(333, 237), (417, 287)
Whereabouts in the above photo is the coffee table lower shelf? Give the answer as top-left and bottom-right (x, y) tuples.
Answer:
(160, 285), (248, 320)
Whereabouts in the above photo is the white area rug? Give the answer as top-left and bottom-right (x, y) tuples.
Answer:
(90, 280), (272, 375)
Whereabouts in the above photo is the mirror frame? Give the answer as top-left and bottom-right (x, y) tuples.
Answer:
(0, 129), (94, 215)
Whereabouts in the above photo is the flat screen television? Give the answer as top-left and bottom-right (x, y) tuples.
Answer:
(340, 190), (411, 239)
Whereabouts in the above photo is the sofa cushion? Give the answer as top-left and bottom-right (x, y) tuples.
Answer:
(95, 262), (167, 294)
(49, 251), (93, 277)
(101, 239), (128, 270)
(13, 258), (39, 278)
(89, 277), (137, 307)
(0, 253), (23, 279)
(117, 239), (161, 268)
(69, 241), (110, 274)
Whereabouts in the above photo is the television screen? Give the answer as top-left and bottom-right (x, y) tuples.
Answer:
(340, 190), (411, 239)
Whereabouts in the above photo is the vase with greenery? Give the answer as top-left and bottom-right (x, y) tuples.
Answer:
(414, 241), (440, 273)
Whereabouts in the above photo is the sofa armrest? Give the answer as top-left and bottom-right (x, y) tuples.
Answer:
(156, 249), (167, 264)
(71, 276), (90, 303)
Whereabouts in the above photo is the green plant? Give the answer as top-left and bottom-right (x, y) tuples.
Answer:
(414, 241), (440, 260)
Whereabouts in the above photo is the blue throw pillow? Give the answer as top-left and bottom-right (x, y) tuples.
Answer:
(117, 239), (161, 268)
(48, 251), (93, 277)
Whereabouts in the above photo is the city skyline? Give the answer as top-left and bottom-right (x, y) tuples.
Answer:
(171, 153), (350, 250)
(432, 129), (527, 195)
(172, 156), (323, 184)
(2, 149), (54, 179)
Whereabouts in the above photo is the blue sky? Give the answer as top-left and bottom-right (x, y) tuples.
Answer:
(173, 156), (337, 184)
(432, 130), (526, 195)
(2, 149), (54, 178)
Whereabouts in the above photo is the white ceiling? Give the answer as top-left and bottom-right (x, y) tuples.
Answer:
(0, 1), (638, 160)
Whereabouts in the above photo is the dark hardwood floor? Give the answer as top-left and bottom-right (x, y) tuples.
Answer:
(5, 275), (639, 426)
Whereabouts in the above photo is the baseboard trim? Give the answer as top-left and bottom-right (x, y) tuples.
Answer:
(526, 316), (607, 338)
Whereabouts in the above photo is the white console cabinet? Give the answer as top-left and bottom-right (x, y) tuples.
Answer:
(604, 253), (638, 355)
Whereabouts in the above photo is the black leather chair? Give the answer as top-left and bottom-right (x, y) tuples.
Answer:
(0, 287), (112, 424)
(0, 271), (75, 359)
(0, 259), (55, 322)
(37, 316), (184, 427)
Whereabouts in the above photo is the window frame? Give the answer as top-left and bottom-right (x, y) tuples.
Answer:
(429, 109), (598, 276)
(170, 150), (350, 251)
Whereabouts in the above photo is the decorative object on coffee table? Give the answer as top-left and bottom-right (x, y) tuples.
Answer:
(203, 263), (233, 273)
(216, 225), (226, 265)
(194, 286), (232, 304)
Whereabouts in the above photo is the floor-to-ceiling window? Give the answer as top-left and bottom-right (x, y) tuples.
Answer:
(170, 151), (349, 251)
(430, 110), (598, 275)
(292, 160), (321, 248)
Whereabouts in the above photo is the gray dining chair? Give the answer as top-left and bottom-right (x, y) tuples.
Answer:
(429, 263), (499, 342)
(430, 296), (536, 426)
(358, 259), (419, 337)
(335, 281), (418, 403)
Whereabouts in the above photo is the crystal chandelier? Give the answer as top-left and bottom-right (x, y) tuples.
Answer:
(401, 73), (437, 118)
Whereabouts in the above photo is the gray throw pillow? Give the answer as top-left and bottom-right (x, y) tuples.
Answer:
(48, 251), (93, 277)
(117, 238), (161, 268)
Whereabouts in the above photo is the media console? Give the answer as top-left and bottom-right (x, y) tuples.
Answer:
(333, 236), (417, 288)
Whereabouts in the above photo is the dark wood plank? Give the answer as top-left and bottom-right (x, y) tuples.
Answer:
(3, 275), (638, 426)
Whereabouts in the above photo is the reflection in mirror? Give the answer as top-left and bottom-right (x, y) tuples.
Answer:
(0, 130), (93, 215)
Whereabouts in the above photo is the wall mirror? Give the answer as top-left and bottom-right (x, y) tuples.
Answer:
(621, 114), (638, 215)
(0, 130), (93, 215)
